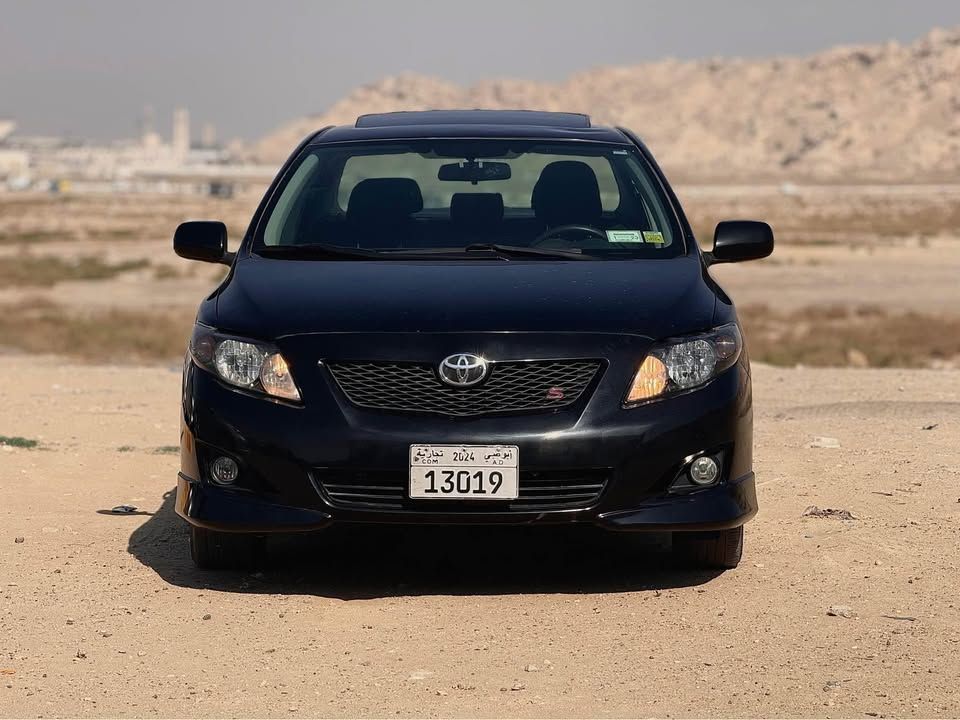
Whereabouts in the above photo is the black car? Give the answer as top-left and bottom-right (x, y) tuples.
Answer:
(173, 110), (772, 571)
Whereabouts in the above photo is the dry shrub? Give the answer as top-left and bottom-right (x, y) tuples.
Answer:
(0, 254), (150, 287)
(740, 304), (960, 367)
(0, 299), (193, 363)
(0, 231), (65, 245)
(0, 298), (957, 369)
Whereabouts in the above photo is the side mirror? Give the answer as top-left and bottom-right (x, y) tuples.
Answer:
(173, 221), (233, 265)
(707, 221), (774, 265)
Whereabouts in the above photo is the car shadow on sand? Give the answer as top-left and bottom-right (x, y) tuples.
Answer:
(127, 489), (723, 599)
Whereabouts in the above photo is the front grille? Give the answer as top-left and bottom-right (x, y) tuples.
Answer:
(326, 360), (602, 417)
(316, 469), (609, 511)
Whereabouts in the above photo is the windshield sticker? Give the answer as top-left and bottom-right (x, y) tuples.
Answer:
(642, 231), (666, 245)
(606, 230), (644, 243)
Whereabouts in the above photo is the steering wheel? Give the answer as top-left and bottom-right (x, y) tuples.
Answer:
(532, 224), (607, 246)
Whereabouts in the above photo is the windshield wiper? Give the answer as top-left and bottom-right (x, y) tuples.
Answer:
(256, 243), (594, 261)
(254, 243), (382, 260)
(462, 243), (593, 261)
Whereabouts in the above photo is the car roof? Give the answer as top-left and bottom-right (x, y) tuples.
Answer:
(308, 110), (631, 145)
(356, 109), (592, 128)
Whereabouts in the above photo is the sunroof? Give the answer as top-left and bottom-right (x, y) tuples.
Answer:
(355, 110), (592, 129)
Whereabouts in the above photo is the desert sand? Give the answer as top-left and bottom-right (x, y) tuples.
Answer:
(1, 358), (958, 717)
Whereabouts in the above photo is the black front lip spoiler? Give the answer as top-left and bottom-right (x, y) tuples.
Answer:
(597, 471), (757, 532)
(176, 471), (756, 534)
(176, 473), (332, 533)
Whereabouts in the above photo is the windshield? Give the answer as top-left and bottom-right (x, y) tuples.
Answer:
(255, 140), (683, 259)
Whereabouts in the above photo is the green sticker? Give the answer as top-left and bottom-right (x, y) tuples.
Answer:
(606, 230), (644, 243)
(642, 231), (665, 244)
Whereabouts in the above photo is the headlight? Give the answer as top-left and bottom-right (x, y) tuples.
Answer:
(189, 324), (301, 402)
(214, 339), (264, 387)
(624, 323), (742, 406)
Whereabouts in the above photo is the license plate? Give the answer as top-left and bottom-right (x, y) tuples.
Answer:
(409, 444), (519, 500)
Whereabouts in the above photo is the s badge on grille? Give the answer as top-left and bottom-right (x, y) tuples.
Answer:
(438, 353), (488, 387)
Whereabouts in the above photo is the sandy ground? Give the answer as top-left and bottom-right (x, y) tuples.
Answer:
(1, 188), (958, 716)
(708, 238), (960, 313)
(1, 357), (958, 718)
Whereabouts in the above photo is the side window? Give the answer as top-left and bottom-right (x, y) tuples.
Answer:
(595, 159), (621, 211)
(263, 154), (319, 246)
(622, 155), (674, 247)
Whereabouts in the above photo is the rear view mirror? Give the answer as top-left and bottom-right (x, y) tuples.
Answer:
(438, 160), (511, 183)
(709, 221), (774, 264)
(174, 220), (232, 265)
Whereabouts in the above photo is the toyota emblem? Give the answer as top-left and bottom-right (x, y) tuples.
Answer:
(438, 353), (488, 387)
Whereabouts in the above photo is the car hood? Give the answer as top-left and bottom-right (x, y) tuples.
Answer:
(215, 255), (716, 339)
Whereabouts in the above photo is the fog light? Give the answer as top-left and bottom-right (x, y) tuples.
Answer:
(689, 456), (719, 486)
(210, 456), (239, 485)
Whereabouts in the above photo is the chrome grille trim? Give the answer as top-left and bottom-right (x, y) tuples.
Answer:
(316, 469), (609, 511)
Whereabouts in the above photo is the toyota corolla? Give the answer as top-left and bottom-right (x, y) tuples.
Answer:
(173, 110), (773, 570)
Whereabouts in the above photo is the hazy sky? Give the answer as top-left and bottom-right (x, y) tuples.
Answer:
(2, 0), (959, 142)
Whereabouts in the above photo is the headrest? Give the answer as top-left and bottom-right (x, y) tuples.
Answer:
(347, 178), (423, 221)
(450, 193), (504, 226)
(531, 161), (602, 227)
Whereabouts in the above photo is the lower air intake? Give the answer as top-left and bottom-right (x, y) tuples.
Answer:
(316, 469), (608, 511)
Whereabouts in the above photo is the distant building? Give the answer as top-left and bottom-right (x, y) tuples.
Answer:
(172, 108), (190, 158)
(200, 122), (217, 149)
(0, 109), (269, 196)
(0, 148), (30, 187)
(139, 105), (156, 145)
(0, 120), (15, 143)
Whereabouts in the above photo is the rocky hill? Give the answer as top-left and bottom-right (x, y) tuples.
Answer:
(255, 27), (960, 182)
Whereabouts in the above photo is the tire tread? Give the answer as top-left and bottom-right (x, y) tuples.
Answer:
(674, 526), (744, 569)
(189, 526), (265, 570)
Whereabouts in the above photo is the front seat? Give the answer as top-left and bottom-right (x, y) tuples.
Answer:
(531, 160), (603, 228)
(346, 177), (423, 248)
(450, 192), (504, 243)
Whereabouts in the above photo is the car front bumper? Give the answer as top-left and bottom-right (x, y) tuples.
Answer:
(176, 353), (757, 534)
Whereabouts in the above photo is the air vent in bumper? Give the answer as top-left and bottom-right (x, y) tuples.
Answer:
(315, 469), (609, 511)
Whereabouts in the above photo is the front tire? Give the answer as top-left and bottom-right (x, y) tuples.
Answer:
(189, 526), (266, 570)
(673, 526), (743, 569)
